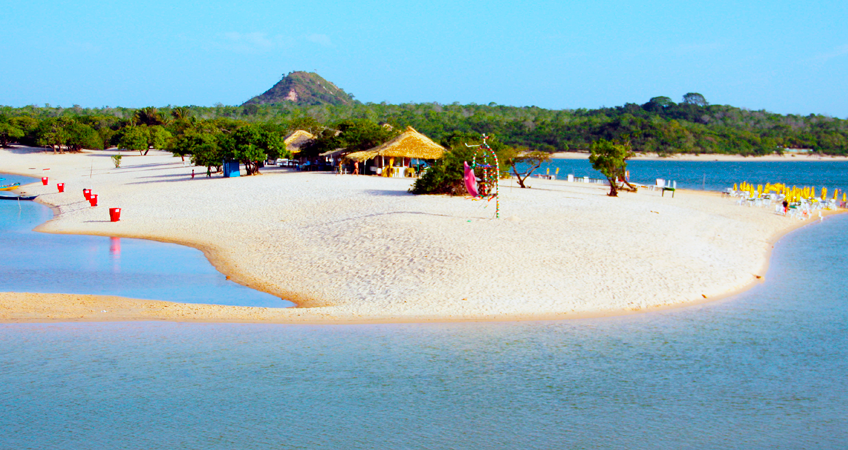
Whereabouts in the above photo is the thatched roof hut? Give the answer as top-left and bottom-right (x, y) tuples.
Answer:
(319, 148), (347, 158)
(284, 130), (315, 155)
(345, 126), (445, 162)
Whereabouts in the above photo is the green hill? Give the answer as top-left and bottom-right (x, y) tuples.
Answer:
(242, 71), (356, 106)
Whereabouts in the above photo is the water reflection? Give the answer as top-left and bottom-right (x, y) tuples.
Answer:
(109, 237), (121, 274)
(1, 173), (292, 308)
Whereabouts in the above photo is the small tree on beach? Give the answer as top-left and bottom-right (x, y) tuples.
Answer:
(0, 117), (25, 148)
(65, 121), (102, 151)
(35, 117), (73, 153)
(589, 138), (637, 197)
(219, 125), (288, 175)
(145, 125), (172, 155)
(503, 148), (551, 188)
(117, 125), (149, 155)
(184, 132), (223, 173)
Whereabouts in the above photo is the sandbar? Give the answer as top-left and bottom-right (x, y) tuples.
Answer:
(1, 146), (840, 323)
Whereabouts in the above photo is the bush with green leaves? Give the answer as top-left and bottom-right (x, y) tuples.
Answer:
(411, 135), (512, 195)
(410, 146), (476, 195)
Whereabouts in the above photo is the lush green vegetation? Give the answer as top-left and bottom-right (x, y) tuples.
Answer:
(2, 93), (847, 164)
(589, 139), (636, 197)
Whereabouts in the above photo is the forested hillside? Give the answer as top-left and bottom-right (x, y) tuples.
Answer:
(2, 93), (846, 156)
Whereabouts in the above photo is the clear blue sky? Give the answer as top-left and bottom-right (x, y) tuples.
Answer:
(2, 0), (846, 117)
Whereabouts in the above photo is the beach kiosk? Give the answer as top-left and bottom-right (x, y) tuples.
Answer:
(222, 160), (240, 178)
(345, 126), (445, 177)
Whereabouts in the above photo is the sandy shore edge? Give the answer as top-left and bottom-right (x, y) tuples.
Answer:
(2, 147), (844, 324)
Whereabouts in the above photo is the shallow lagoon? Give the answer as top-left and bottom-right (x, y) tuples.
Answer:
(1, 215), (846, 448)
(1, 167), (847, 448)
(1, 173), (290, 308)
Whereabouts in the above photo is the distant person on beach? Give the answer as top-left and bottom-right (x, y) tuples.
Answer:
(783, 199), (789, 214)
(353, 161), (359, 175)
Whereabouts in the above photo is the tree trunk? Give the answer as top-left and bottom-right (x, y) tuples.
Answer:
(606, 177), (618, 197)
(512, 166), (529, 188)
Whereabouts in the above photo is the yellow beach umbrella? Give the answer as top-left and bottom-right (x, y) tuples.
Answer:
(822, 187), (827, 200)
(734, 183), (738, 191)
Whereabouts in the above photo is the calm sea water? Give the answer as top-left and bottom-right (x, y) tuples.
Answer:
(539, 159), (848, 192)
(0, 173), (291, 308)
(1, 165), (847, 448)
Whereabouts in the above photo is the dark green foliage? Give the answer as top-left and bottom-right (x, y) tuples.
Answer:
(173, 130), (221, 171)
(2, 95), (847, 156)
(133, 107), (166, 126)
(0, 116), (24, 147)
(411, 146), (477, 195)
(682, 93), (708, 107)
(411, 134), (512, 195)
(218, 124), (288, 175)
(117, 126), (149, 154)
(300, 119), (398, 158)
(64, 121), (102, 151)
(589, 139), (634, 197)
(505, 149), (551, 188)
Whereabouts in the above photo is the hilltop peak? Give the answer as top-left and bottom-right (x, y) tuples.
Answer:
(242, 71), (356, 106)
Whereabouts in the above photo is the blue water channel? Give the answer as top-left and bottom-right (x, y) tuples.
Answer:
(1, 173), (291, 308)
(1, 163), (847, 448)
(538, 158), (848, 192)
(1, 214), (846, 449)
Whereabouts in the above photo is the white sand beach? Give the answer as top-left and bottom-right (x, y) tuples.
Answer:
(1, 146), (839, 323)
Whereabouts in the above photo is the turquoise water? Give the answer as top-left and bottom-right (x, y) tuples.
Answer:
(1, 166), (847, 448)
(0, 173), (291, 308)
(537, 159), (848, 192)
(1, 215), (846, 448)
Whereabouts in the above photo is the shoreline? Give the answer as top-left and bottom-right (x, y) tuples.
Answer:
(551, 151), (848, 162)
(1, 146), (844, 324)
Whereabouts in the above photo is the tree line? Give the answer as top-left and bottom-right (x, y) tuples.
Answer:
(2, 93), (847, 158)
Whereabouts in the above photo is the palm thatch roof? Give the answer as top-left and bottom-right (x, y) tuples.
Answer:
(320, 148), (347, 158)
(345, 149), (379, 162)
(345, 126), (445, 162)
(284, 130), (315, 154)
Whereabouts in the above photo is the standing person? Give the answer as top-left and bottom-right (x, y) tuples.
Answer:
(782, 199), (789, 215)
(353, 161), (359, 175)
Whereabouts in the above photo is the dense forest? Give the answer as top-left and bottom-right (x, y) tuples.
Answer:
(1, 93), (847, 159)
